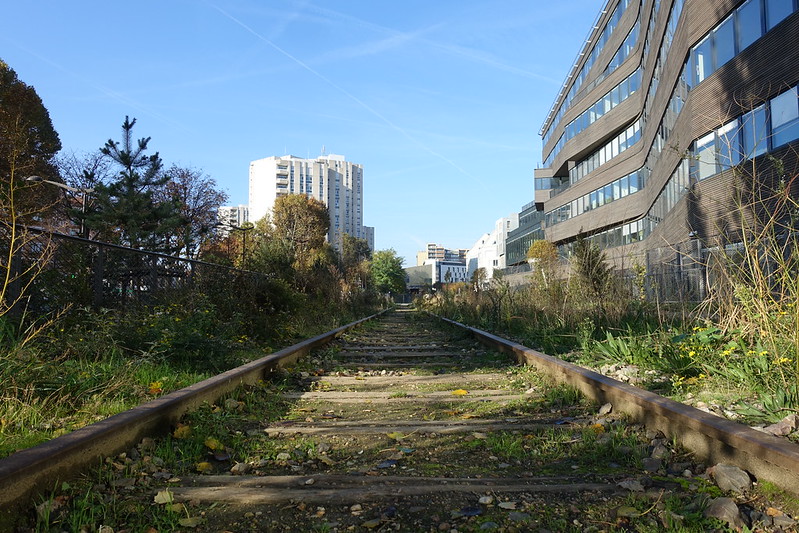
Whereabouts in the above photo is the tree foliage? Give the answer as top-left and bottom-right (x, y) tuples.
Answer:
(371, 249), (406, 295)
(87, 117), (183, 250)
(271, 194), (330, 256)
(155, 165), (228, 259)
(0, 59), (61, 186)
(0, 59), (61, 320)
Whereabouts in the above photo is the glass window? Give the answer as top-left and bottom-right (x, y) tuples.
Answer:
(717, 119), (742, 169)
(629, 174), (639, 194)
(597, 188), (605, 206)
(693, 36), (713, 85)
(695, 132), (717, 180)
(604, 184), (614, 204)
(613, 179), (621, 200)
(714, 16), (735, 68)
(633, 69), (642, 93)
(590, 191), (599, 210)
(737, 0), (762, 51)
(621, 175), (630, 196)
(766, 0), (793, 30)
(742, 104), (768, 157)
(770, 88), (799, 148)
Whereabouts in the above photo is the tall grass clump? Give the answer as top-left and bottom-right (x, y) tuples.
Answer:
(693, 154), (799, 416)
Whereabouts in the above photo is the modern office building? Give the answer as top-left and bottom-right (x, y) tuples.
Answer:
(533, 0), (799, 294)
(465, 215), (519, 281)
(249, 154), (374, 251)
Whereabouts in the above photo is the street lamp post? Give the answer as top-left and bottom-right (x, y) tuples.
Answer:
(215, 222), (254, 263)
(25, 176), (94, 237)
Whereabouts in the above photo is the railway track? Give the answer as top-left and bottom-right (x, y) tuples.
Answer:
(3, 307), (799, 531)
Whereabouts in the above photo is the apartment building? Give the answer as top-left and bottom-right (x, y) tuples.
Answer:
(249, 154), (374, 251)
(216, 205), (249, 232)
(533, 0), (799, 292)
(416, 243), (468, 266)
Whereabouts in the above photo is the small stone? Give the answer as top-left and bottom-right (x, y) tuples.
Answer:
(598, 403), (612, 415)
(642, 457), (661, 472)
(350, 504), (363, 512)
(704, 497), (746, 529)
(304, 478), (315, 485)
(617, 479), (645, 492)
(362, 518), (382, 529)
(508, 512), (530, 522)
(438, 523), (450, 531)
(763, 414), (798, 436)
(230, 462), (251, 475)
(478, 495), (494, 505)
(773, 514), (797, 527)
(651, 443), (670, 459)
(498, 501), (517, 510)
(710, 464), (752, 494)
(224, 398), (240, 411)
(479, 522), (500, 530)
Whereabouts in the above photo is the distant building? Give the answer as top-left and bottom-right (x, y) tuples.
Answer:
(249, 154), (373, 251)
(465, 214), (518, 281)
(416, 243), (468, 266)
(216, 205), (250, 234)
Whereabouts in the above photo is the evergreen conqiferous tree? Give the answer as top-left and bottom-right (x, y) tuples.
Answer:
(87, 116), (184, 251)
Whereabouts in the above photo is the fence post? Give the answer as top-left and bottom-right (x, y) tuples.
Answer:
(93, 247), (104, 309)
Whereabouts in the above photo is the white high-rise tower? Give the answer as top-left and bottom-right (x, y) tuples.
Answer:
(249, 154), (374, 251)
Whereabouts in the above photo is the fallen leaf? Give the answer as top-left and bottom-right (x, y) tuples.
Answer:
(204, 437), (224, 450)
(498, 501), (517, 510)
(362, 519), (382, 529)
(154, 490), (174, 505)
(452, 389), (469, 396)
(196, 462), (213, 473)
(376, 459), (397, 469)
(386, 431), (405, 441)
(616, 506), (640, 518)
(173, 424), (192, 439)
(179, 517), (204, 527)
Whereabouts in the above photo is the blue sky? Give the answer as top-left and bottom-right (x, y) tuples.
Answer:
(3, 0), (601, 265)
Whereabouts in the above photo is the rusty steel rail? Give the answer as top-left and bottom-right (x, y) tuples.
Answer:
(438, 315), (799, 496)
(0, 310), (387, 522)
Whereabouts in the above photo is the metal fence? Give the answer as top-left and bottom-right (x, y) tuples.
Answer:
(2, 226), (264, 317)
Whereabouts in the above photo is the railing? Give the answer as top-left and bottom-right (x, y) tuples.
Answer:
(2, 226), (264, 317)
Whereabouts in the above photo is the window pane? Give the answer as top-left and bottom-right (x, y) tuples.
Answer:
(737, 0), (762, 51)
(771, 88), (799, 147)
(717, 120), (741, 169)
(696, 132), (717, 180)
(693, 36), (713, 84)
(766, 0), (793, 30)
(742, 105), (767, 157)
(771, 88), (799, 128)
(621, 176), (630, 196)
(714, 17), (735, 68)
(613, 180), (621, 200)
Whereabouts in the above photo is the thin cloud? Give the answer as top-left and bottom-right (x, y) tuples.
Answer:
(207, 2), (486, 187)
(1, 38), (191, 132)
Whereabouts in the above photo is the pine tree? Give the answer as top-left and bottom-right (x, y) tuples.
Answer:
(87, 117), (184, 250)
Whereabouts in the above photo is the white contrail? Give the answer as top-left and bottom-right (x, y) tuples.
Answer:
(207, 2), (485, 186)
